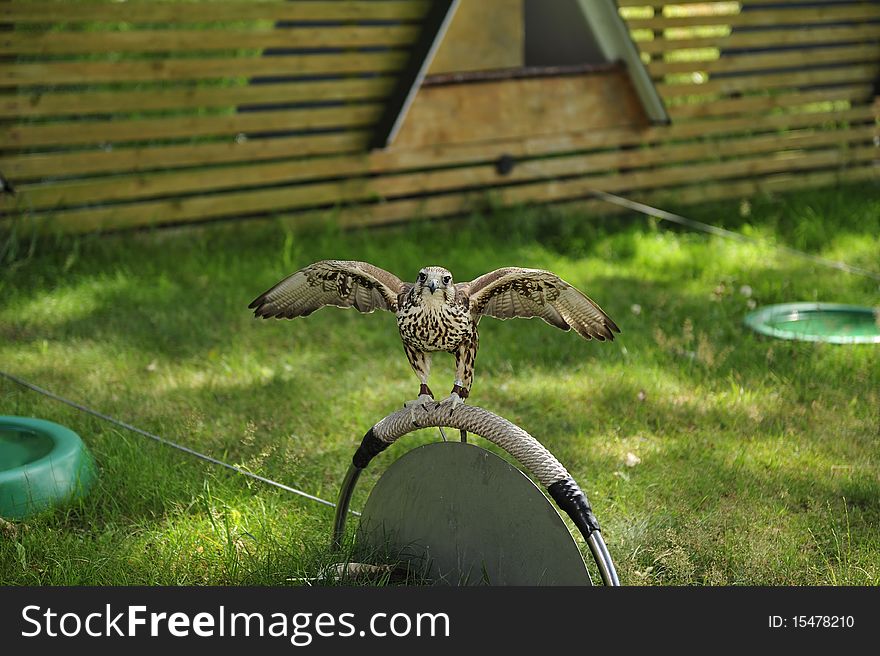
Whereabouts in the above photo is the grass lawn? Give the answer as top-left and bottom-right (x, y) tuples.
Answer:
(1, 182), (878, 585)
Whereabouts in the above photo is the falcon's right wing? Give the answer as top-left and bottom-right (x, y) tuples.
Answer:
(249, 260), (408, 318)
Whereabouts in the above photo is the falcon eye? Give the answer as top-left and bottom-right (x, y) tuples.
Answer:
(442, 275), (451, 285)
(418, 272), (426, 281)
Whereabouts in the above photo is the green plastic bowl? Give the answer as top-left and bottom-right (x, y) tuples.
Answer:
(744, 303), (880, 345)
(0, 416), (96, 519)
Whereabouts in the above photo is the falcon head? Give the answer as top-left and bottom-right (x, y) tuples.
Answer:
(415, 266), (455, 303)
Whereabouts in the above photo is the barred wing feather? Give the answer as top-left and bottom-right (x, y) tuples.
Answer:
(249, 260), (406, 318)
(462, 267), (619, 340)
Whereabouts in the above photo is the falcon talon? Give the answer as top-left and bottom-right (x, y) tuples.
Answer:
(250, 261), (620, 407)
(440, 392), (463, 417)
(404, 394), (435, 425)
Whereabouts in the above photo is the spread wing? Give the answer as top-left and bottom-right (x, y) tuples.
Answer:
(460, 267), (620, 340)
(249, 260), (408, 318)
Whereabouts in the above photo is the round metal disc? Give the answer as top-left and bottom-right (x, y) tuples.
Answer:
(357, 441), (592, 586)
(744, 302), (880, 344)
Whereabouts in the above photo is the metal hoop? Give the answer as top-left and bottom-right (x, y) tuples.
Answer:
(333, 401), (620, 586)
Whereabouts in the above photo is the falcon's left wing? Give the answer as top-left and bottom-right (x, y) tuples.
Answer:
(460, 267), (619, 341)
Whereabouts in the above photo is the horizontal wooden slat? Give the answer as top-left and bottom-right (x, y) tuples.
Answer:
(0, 51), (408, 87)
(635, 25), (880, 55)
(617, 0), (864, 6)
(667, 84), (874, 119)
(332, 165), (878, 230)
(20, 154), (371, 209)
(1, 1), (431, 23)
(661, 104), (877, 136)
(17, 124), (874, 210)
(2, 104), (382, 148)
(380, 138), (878, 206)
(3, 104), (874, 182)
(649, 44), (880, 76)
(375, 105), (878, 170)
(11, 160), (876, 236)
(625, 6), (880, 29)
(545, 167), (879, 233)
(400, 126), (873, 191)
(277, 162), (878, 231)
(657, 125), (876, 164)
(0, 77), (395, 119)
(0, 25), (420, 55)
(618, 0), (860, 7)
(656, 64), (880, 97)
(9, 143), (875, 232)
(10, 178), (376, 232)
(373, 144), (877, 202)
(572, 165), (878, 228)
(0, 131), (371, 181)
(462, 147), (878, 210)
(617, 0), (709, 6)
(627, 166), (878, 212)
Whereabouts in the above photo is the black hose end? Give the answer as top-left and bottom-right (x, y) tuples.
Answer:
(548, 477), (601, 539)
(352, 427), (391, 469)
(495, 154), (515, 176)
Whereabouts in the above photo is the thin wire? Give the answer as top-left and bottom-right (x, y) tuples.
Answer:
(511, 158), (880, 283)
(590, 189), (880, 283)
(0, 370), (359, 516)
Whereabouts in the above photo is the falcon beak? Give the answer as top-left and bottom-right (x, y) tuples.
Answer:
(428, 280), (438, 294)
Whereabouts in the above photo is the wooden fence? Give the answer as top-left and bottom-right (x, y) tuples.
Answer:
(1, 0), (878, 233)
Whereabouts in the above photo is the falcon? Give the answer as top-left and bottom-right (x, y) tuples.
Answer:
(249, 261), (619, 410)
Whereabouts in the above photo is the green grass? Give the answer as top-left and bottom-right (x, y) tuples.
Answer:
(1, 182), (878, 585)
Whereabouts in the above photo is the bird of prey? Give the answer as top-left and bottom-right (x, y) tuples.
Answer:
(249, 261), (619, 410)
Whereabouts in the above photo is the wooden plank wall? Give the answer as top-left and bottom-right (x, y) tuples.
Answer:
(0, 0), (878, 234)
